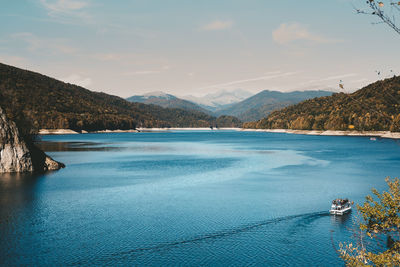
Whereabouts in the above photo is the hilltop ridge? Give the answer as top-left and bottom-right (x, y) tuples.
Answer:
(216, 90), (333, 121)
(126, 92), (211, 114)
(244, 76), (400, 132)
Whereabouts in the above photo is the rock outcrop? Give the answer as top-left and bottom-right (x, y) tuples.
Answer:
(0, 107), (64, 173)
(0, 107), (33, 172)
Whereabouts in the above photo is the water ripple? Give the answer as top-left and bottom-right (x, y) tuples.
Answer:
(111, 211), (329, 257)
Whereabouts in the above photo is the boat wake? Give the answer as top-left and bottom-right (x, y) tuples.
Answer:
(112, 211), (329, 257)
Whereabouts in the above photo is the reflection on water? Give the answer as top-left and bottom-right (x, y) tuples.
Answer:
(0, 172), (42, 206)
(36, 141), (118, 152)
(330, 212), (352, 227)
(0, 131), (399, 266)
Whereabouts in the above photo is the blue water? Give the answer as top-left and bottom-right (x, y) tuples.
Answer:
(1, 131), (399, 266)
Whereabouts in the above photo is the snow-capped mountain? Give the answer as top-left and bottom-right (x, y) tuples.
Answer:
(182, 89), (253, 111)
(126, 91), (211, 114)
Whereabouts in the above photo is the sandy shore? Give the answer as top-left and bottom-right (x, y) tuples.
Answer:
(94, 129), (138, 133)
(240, 128), (400, 139)
(39, 129), (79, 135)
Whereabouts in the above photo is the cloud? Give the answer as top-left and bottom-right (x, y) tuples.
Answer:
(306, 73), (358, 84)
(40, 0), (88, 13)
(272, 23), (342, 45)
(348, 78), (369, 83)
(62, 74), (92, 87)
(201, 20), (233, 31)
(12, 32), (77, 54)
(39, 0), (92, 24)
(197, 71), (298, 90)
(92, 53), (123, 61)
(122, 70), (161, 76)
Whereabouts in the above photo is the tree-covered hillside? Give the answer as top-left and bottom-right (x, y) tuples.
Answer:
(216, 90), (333, 122)
(0, 63), (241, 131)
(126, 92), (211, 115)
(243, 76), (400, 131)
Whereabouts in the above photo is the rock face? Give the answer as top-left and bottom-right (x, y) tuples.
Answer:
(0, 107), (64, 173)
(0, 107), (33, 172)
(29, 145), (65, 172)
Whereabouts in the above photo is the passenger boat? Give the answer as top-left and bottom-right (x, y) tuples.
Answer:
(330, 198), (352, 215)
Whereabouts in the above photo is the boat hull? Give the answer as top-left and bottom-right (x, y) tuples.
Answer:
(330, 207), (351, 215)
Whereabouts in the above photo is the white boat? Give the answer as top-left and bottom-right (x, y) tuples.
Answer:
(330, 198), (352, 215)
(370, 137), (377, 141)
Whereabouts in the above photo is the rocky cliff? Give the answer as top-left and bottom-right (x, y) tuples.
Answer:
(0, 107), (64, 173)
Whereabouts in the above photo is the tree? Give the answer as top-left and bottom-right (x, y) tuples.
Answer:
(356, 1), (400, 35)
(339, 177), (400, 266)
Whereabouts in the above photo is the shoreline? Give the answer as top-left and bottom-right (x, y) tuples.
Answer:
(38, 128), (239, 134)
(38, 128), (400, 139)
(136, 127), (240, 132)
(240, 128), (400, 139)
(39, 129), (80, 135)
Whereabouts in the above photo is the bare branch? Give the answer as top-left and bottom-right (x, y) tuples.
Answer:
(356, 0), (400, 35)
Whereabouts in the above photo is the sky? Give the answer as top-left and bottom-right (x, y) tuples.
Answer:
(1, 0), (400, 98)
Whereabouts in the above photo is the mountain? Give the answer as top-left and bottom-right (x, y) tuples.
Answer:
(0, 63), (242, 131)
(243, 76), (400, 131)
(126, 91), (211, 114)
(182, 89), (253, 111)
(216, 90), (333, 122)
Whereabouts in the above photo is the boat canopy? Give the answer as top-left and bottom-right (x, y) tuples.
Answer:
(332, 198), (349, 205)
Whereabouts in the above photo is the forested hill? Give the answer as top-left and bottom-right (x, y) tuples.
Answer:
(215, 90), (333, 122)
(243, 76), (400, 131)
(126, 92), (211, 115)
(0, 63), (241, 131)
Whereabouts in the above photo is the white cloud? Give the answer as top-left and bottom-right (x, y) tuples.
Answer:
(201, 20), (233, 31)
(272, 23), (343, 45)
(349, 78), (369, 83)
(40, 0), (88, 13)
(122, 70), (160, 76)
(92, 53), (123, 61)
(62, 74), (92, 87)
(306, 73), (358, 84)
(39, 0), (92, 24)
(197, 71), (299, 90)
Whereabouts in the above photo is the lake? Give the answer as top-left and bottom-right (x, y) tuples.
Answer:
(1, 130), (399, 266)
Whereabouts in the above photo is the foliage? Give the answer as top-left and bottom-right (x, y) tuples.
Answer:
(0, 63), (241, 131)
(216, 115), (242, 128)
(0, 90), (37, 145)
(340, 178), (400, 266)
(215, 90), (333, 122)
(243, 76), (400, 131)
(126, 94), (212, 115)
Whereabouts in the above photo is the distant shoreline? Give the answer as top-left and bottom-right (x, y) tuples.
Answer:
(38, 128), (239, 135)
(38, 128), (400, 139)
(240, 128), (400, 139)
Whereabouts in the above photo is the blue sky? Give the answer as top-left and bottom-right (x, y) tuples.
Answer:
(1, 0), (400, 97)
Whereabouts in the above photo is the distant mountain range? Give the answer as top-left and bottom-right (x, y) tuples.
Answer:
(244, 76), (400, 131)
(126, 91), (212, 115)
(127, 89), (333, 122)
(0, 63), (241, 131)
(215, 90), (333, 121)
